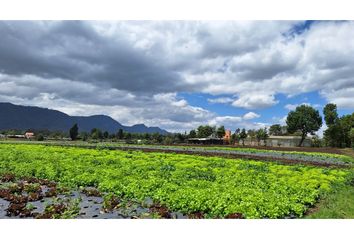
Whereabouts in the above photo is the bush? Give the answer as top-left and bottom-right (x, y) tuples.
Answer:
(36, 134), (44, 141)
(311, 136), (323, 147)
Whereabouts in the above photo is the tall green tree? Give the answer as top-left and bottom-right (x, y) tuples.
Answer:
(239, 128), (247, 146)
(197, 125), (215, 138)
(188, 129), (197, 138)
(103, 131), (109, 139)
(247, 129), (256, 145)
(286, 105), (322, 147)
(233, 128), (241, 144)
(269, 124), (282, 136)
(124, 132), (132, 140)
(216, 126), (226, 138)
(143, 133), (150, 140)
(350, 128), (354, 148)
(116, 129), (124, 139)
(80, 132), (89, 141)
(151, 132), (163, 143)
(256, 128), (268, 146)
(91, 128), (103, 140)
(69, 123), (79, 141)
(323, 103), (338, 126)
(323, 104), (354, 148)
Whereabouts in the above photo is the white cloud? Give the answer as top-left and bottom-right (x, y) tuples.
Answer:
(320, 87), (354, 109)
(272, 115), (288, 125)
(232, 93), (278, 109)
(243, 112), (260, 120)
(1, 21), (354, 133)
(207, 97), (234, 104)
(284, 102), (322, 111)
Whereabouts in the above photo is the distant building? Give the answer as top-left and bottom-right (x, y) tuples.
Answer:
(223, 130), (231, 144)
(188, 130), (231, 145)
(7, 134), (26, 139)
(243, 135), (313, 147)
(24, 132), (35, 139)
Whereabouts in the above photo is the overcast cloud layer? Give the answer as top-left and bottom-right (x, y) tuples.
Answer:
(0, 21), (353, 132)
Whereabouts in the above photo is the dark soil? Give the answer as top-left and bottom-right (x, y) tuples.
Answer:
(225, 213), (244, 219)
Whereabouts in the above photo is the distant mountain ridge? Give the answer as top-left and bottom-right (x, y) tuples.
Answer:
(0, 102), (169, 134)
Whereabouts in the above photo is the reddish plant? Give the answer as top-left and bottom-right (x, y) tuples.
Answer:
(188, 212), (204, 219)
(1, 173), (16, 182)
(225, 213), (244, 219)
(82, 187), (101, 197)
(150, 204), (172, 219)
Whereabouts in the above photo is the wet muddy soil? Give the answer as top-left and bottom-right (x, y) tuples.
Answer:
(0, 174), (188, 219)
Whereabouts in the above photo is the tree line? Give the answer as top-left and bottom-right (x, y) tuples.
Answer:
(186, 103), (354, 148)
(2, 103), (353, 148)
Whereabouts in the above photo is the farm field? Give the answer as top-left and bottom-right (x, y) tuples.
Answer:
(1, 143), (353, 219)
(1, 140), (353, 166)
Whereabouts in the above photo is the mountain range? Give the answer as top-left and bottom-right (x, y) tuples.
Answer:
(0, 102), (168, 134)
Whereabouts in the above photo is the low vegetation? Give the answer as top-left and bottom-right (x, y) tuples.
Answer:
(0, 143), (352, 218)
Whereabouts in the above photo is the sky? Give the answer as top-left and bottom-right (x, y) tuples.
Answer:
(0, 20), (354, 134)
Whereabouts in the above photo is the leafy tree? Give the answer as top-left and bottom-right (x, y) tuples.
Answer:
(189, 129), (197, 138)
(256, 128), (268, 146)
(324, 124), (342, 147)
(247, 129), (256, 145)
(323, 103), (338, 126)
(216, 126), (226, 138)
(143, 133), (150, 140)
(103, 131), (109, 139)
(36, 134), (44, 141)
(311, 135), (323, 148)
(69, 123), (79, 141)
(350, 128), (354, 148)
(151, 132), (163, 143)
(197, 125), (215, 138)
(323, 104), (354, 148)
(281, 126), (288, 135)
(175, 133), (186, 143)
(91, 128), (103, 140)
(269, 124), (282, 136)
(339, 114), (354, 147)
(124, 132), (132, 140)
(286, 105), (322, 147)
(116, 129), (124, 140)
(80, 132), (89, 141)
(163, 136), (174, 145)
(239, 128), (247, 146)
(233, 128), (241, 144)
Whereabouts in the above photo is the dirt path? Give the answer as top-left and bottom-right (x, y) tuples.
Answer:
(340, 148), (354, 158)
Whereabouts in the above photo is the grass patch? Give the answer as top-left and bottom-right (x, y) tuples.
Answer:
(305, 182), (354, 219)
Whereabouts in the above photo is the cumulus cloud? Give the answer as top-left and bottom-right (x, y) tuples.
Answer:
(243, 112), (261, 120)
(207, 97), (234, 104)
(284, 102), (322, 111)
(232, 93), (278, 109)
(1, 20), (354, 132)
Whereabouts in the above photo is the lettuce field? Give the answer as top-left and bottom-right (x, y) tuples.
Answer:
(0, 143), (352, 218)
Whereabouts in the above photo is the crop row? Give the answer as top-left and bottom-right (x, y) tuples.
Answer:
(2, 141), (352, 164)
(0, 143), (351, 218)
